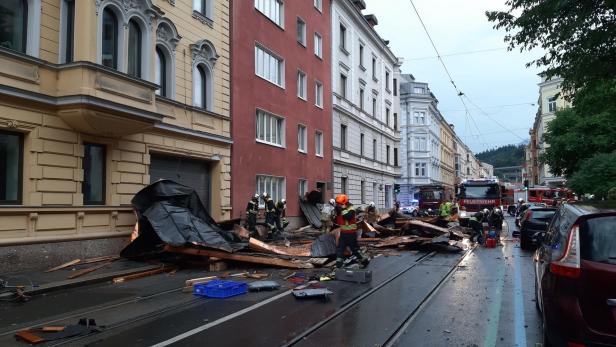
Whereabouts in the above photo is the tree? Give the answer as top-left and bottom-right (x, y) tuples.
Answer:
(567, 152), (616, 198)
(541, 79), (616, 176)
(486, 0), (616, 93)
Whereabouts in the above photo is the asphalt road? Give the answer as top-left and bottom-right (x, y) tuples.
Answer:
(2, 216), (542, 347)
(390, 216), (543, 347)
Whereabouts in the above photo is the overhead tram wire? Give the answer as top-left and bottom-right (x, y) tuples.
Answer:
(406, 47), (507, 61)
(462, 95), (527, 142)
(407, 0), (488, 148)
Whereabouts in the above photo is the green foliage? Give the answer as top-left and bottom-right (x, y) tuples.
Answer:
(608, 187), (616, 201)
(542, 79), (616, 176)
(486, 0), (616, 93)
(476, 144), (525, 168)
(568, 152), (616, 198)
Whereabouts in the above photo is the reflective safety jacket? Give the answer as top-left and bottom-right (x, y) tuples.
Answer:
(265, 198), (276, 214)
(246, 200), (259, 215)
(336, 207), (358, 233)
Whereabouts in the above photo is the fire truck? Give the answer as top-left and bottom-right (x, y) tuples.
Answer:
(417, 185), (453, 214)
(526, 186), (574, 206)
(457, 179), (502, 225)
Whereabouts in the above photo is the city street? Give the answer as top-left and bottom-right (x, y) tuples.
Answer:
(0, 217), (544, 347)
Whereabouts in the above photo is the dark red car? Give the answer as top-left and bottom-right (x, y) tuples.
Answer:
(535, 202), (616, 346)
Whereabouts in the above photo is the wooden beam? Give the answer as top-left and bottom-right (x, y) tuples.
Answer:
(164, 246), (314, 269)
(408, 220), (449, 234)
(112, 266), (173, 284)
(45, 259), (81, 273)
(67, 260), (114, 279)
(247, 237), (311, 257)
(185, 275), (218, 286)
(80, 255), (120, 265)
(15, 331), (44, 344)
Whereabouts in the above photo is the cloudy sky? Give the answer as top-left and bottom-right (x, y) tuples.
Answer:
(365, 0), (544, 153)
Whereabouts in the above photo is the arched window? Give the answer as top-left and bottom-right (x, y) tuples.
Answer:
(101, 8), (118, 69)
(127, 19), (142, 78)
(0, 0), (28, 53)
(194, 64), (208, 109)
(155, 46), (167, 97)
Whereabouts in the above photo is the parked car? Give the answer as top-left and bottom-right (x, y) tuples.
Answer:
(519, 206), (557, 250)
(515, 202), (547, 227)
(534, 202), (616, 346)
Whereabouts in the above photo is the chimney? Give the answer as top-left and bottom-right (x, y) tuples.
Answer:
(449, 123), (454, 130)
(364, 14), (378, 26)
(351, 0), (366, 10)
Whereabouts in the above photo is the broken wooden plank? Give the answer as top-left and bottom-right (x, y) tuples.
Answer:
(164, 245), (314, 269)
(361, 221), (378, 233)
(245, 273), (269, 279)
(185, 275), (218, 286)
(248, 237), (311, 257)
(80, 255), (120, 265)
(232, 225), (251, 239)
(372, 236), (431, 248)
(208, 260), (228, 272)
(306, 258), (329, 265)
(42, 327), (65, 332)
(45, 259), (81, 273)
(112, 266), (173, 284)
(67, 260), (115, 279)
(408, 220), (449, 234)
(15, 330), (45, 344)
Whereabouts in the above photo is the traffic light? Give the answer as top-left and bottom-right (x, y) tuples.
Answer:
(523, 179), (529, 189)
(394, 184), (401, 194)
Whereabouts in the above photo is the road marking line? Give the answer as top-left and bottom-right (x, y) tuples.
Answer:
(513, 245), (528, 346)
(149, 290), (292, 347)
(484, 225), (508, 346)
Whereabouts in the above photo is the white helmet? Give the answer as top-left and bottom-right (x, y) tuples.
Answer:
(281, 199), (286, 204)
(329, 198), (335, 205)
(518, 198), (524, 203)
(369, 201), (375, 207)
(254, 194), (259, 199)
(262, 192), (268, 198)
(483, 208), (489, 214)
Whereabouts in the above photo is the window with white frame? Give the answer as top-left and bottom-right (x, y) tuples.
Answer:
(360, 180), (365, 203)
(255, 0), (283, 27)
(386, 108), (390, 126)
(297, 70), (307, 100)
(340, 73), (347, 98)
(298, 179), (308, 198)
(385, 71), (390, 91)
(315, 131), (323, 157)
(373, 138), (377, 159)
(548, 96), (557, 112)
(340, 177), (347, 195)
(413, 87), (425, 94)
(386, 145), (390, 165)
(372, 97), (377, 117)
(339, 23), (347, 51)
(359, 44), (364, 68)
(296, 18), (306, 46)
(360, 133), (364, 156)
(413, 111), (426, 124)
(193, 64), (211, 109)
(61, 0), (75, 63)
(255, 45), (284, 86)
(314, 32), (322, 58)
(315, 81), (323, 107)
(314, 0), (322, 12)
(193, 0), (211, 18)
(256, 175), (285, 207)
(256, 110), (284, 146)
(297, 124), (307, 152)
(340, 124), (347, 150)
(372, 57), (377, 79)
(413, 136), (427, 151)
(415, 162), (427, 177)
(359, 87), (365, 109)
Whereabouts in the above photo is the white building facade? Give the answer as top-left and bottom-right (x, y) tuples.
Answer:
(396, 74), (443, 201)
(331, 0), (401, 209)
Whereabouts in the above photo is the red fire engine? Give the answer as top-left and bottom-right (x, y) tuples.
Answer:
(457, 179), (503, 225)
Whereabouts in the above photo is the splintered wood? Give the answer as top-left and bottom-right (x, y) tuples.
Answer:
(248, 237), (311, 257)
(164, 245), (315, 269)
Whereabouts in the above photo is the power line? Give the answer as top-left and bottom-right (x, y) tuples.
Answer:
(408, 0), (488, 148)
(406, 47), (507, 61)
(462, 95), (527, 142)
(440, 102), (536, 113)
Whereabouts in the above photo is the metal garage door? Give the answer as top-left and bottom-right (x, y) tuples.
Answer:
(149, 154), (211, 211)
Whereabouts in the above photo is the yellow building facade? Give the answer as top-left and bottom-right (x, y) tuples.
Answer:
(439, 120), (456, 190)
(0, 0), (231, 268)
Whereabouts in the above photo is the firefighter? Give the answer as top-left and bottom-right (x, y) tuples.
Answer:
(469, 209), (487, 244)
(275, 199), (288, 232)
(320, 198), (336, 233)
(335, 194), (369, 268)
(245, 194), (259, 235)
(365, 201), (378, 224)
(262, 193), (277, 240)
(439, 201), (452, 217)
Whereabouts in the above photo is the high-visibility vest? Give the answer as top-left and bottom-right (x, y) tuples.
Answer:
(336, 207), (357, 233)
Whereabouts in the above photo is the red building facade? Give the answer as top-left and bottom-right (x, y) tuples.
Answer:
(231, 0), (332, 219)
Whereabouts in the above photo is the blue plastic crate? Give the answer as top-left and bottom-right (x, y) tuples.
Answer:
(194, 280), (247, 298)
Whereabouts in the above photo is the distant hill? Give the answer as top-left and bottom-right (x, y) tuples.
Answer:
(476, 144), (525, 168)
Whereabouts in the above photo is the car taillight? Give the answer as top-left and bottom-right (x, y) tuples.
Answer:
(549, 225), (581, 279)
